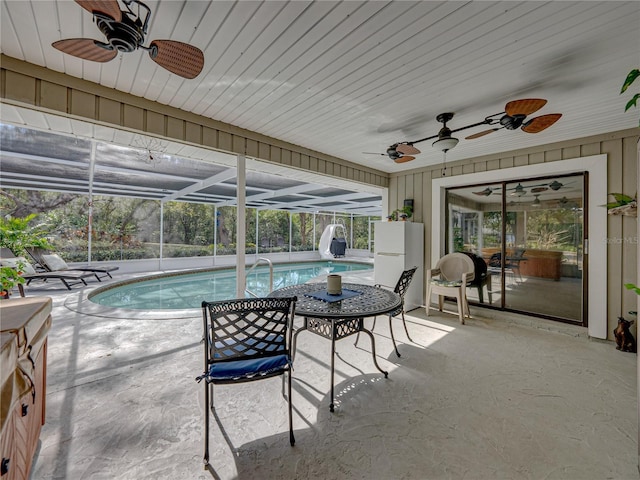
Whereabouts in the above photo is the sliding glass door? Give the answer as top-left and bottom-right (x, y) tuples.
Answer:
(446, 173), (585, 324)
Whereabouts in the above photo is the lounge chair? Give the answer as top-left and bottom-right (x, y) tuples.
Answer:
(26, 248), (119, 281)
(0, 255), (95, 291)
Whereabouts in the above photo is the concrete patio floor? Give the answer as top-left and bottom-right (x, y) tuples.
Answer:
(21, 271), (638, 480)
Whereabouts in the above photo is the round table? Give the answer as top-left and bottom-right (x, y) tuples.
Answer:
(270, 282), (401, 412)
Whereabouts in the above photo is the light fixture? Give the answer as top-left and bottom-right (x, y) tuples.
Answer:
(430, 113), (459, 177)
(510, 183), (526, 197)
(432, 136), (459, 152)
(532, 194), (541, 206)
(431, 112), (459, 152)
(548, 180), (563, 191)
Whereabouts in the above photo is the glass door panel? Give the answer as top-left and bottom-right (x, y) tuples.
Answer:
(504, 176), (584, 321)
(446, 183), (503, 306)
(445, 174), (585, 324)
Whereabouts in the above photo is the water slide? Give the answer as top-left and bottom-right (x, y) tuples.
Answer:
(318, 224), (348, 259)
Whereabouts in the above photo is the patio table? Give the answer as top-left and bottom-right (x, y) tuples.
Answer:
(269, 282), (401, 412)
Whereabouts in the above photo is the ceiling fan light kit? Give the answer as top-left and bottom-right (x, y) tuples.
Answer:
(432, 136), (459, 152)
(52, 0), (205, 79)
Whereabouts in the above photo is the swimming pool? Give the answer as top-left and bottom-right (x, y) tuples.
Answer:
(89, 261), (372, 310)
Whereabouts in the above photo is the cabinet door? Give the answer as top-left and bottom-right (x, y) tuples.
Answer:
(1, 411), (17, 480)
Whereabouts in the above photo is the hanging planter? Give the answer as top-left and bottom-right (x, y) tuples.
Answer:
(607, 201), (637, 217)
(605, 193), (637, 217)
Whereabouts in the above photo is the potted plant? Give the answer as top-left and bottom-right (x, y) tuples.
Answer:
(604, 193), (637, 217)
(400, 205), (413, 220)
(0, 264), (25, 299)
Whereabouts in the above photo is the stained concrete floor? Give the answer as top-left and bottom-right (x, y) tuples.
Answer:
(22, 270), (639, 480)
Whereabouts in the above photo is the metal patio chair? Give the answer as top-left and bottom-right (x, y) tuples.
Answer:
(196, 296), (297, 466)
(355, 266), (417, 357)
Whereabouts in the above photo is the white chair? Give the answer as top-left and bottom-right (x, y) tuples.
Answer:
(426, 253), (475, 324)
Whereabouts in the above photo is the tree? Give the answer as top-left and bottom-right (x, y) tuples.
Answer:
(298, 212), (311, 247)
(0, 189), (76, 218)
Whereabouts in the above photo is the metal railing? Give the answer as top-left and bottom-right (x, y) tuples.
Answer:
(244, 257), (273, 298)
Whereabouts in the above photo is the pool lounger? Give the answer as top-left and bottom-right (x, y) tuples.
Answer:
(24, 270), (95, 290)
(27, 249), (119, 281)
(0, 255), (95, 291)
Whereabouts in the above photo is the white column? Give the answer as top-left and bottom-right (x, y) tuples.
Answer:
(87, 141), (96, 264)
(236, 154), (246, 297)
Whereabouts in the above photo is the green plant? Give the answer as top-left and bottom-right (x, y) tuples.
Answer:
(1, 263), (26, 296)
(603, 193), (637, 210)
(621, 68), (640, 126)
(0, 214), (53, 256)
(388, 205), (413, 221)
(625, 283), (640, 295)
(400, 205), (413, 218)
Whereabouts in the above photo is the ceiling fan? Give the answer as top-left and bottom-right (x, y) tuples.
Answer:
(363, 143), (421, 163)
(472, 179), (569, 197)
(379, 99), (561, 162)
(465, 99), (562, 140)
(52, 0), (205, 79)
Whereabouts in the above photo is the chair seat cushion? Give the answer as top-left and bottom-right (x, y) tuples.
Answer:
(207, 354), (290, 381)
(431, 279), (463, 287)
(41, 253), (69, 271)
(0, 257), (37, 275)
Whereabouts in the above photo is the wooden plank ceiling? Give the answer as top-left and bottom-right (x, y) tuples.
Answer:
(0, 1), (639, 173)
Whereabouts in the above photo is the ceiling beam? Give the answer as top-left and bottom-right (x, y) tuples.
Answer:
(161, 168), (237, 203)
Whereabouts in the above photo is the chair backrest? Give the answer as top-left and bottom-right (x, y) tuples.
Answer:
(26, 247), (52, 270)
(461, 252), (488, 286)
(394, 267), (417, 298)
(201, 297), (297, 364)
(510, 248), (526, 263)
(488, 252), (501, 268)
(436, 253), (475, 282)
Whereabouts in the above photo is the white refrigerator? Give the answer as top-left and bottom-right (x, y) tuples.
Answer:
(374, 221), (424, 311)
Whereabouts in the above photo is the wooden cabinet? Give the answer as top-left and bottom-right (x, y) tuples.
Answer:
(1, 297), (51, 480)
(482, 248), (563, 281)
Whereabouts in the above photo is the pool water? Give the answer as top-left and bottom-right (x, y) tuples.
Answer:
(90, 261), (372, 310)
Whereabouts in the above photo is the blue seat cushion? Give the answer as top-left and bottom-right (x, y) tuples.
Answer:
(208, 354), (290, 381)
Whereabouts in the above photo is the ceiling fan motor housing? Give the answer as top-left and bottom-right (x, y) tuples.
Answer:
(386, 146), (400, 160)
(500, 114), (526, 130)
(95, 12), (144, 53)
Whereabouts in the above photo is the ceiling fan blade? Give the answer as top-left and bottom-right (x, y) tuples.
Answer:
(394, 156), (415, 164)
(465, 128), (499, 140)
(149, 40), (204, 79)
(362, 152), (386, 156)
(521, 113), (562, 133)
(531, 187), (548, 193)
(396, 144), (420, 155)
(505, 98), (547, 116)
(75, 0), (122, 22)
(52, 38), (117, 62)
